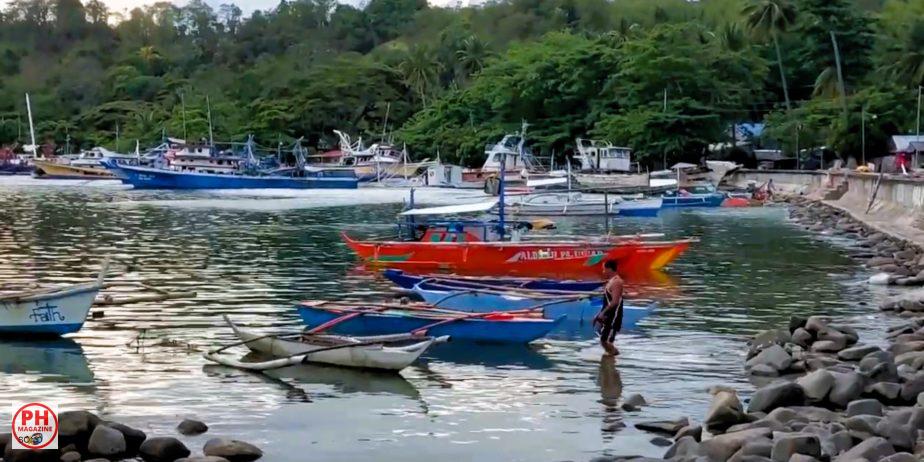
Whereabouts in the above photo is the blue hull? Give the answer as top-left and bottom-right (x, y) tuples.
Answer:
(661, 193), (726, 208)
(0, 323), (85, 336)
(383, 269), (604, 292)
(296, 305), (563, 343)
(412, 287), (651, 326)
(616, 207), (660, 217)
(103, 162), (358, 190)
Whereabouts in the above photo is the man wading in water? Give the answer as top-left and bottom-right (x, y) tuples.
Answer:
(593, 260), (624, 356)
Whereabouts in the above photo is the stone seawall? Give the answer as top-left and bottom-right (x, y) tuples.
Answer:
(727, 170), (924, 246)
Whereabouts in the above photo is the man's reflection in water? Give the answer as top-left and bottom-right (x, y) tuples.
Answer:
(597, 355), (624, 440)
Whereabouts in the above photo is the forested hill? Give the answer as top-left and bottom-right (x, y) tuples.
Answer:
(0, 0), (921, 166)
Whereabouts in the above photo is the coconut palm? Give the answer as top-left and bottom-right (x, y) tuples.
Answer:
(399, 45), (442, 106)
(812, 67), (839, 98)
(742, 0), (796, 110)
(456, 36), (490, 80)
(884, 20), (924, 88)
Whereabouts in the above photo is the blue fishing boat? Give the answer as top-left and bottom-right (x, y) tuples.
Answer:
(296, 301), (564, 343)
(662, 185), (727, 208)
(103, 161), (358, 190)
(102, 137), (359, 190)
(0, 263), (106, 336)
(411, 285), (652, 327)
(383, 269), (604, 292)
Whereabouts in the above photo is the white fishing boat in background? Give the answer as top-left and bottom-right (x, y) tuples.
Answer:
(504, 191), (662, 217)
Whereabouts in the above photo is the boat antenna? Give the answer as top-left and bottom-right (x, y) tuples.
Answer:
(25, 93), (37, 158)
(206, 95), (214, 147)
(403, 143), (409, 180)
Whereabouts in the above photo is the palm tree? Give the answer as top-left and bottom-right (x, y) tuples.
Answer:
(812, 66), (839, 98)
(399, 45), (442, 106)
(719, 23), (746, 52)
(456, 36), (490, 81)
(742, 0), (796, 110)
(884, 20), (924, 88)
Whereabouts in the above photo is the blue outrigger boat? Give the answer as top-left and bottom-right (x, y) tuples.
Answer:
(411, 285), (652, 327)
(383, 269), (604, 293)
(296, 301), (564, 344)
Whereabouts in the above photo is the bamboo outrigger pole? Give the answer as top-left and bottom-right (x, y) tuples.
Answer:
(25, 94), (37, 158)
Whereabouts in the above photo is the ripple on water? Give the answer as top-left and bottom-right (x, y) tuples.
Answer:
(0, 182), (897, 461)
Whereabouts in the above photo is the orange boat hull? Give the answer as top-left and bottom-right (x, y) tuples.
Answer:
(342, 233), (691, 278)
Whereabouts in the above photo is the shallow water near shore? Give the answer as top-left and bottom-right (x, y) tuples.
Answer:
(0, 178), (902, 461)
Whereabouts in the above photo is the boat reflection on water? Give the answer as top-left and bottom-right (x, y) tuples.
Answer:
(421, 341), (555, 370)
(0, 338), (94, 384)
(203, 352), (421, 401)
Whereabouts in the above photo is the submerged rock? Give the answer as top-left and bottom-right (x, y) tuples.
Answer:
(177, 419), (209, 436)
(635, 417), (689, 435)
(202, 438), (263, 462)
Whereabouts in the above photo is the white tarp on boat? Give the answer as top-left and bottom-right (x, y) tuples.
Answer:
(526, 177), (567, 187)
(400, 200), (498, 216)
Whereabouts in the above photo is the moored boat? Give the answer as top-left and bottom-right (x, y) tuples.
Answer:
(382, 269), (604, 292)
(103, 160), (358, 190)
(0, 263), (106, 335)
(662, 184), (727, 208)
(504, 192), (662, 217)
(297, 301), (564, 343)
(411, 285), (652, 325)
(206, 316), (442, 371)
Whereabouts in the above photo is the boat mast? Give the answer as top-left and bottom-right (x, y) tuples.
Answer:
(180, 92), (188, 141)
(25, 93), (37, 158)
(206, 95), (214, 147)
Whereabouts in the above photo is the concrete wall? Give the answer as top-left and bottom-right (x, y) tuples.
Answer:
(728, 169), (924, 244)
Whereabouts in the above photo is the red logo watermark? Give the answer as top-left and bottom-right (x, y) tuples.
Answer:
(10, 402), (58, 450)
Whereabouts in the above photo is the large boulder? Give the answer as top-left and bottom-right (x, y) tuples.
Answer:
(846, 399), (883, 417)
(103, 422), (146, 456)
(663, 436), (700, 459)
(866, 382), (902, 402)
(704, 388), (747, 433)
(796, 370), (835, 404)
(748, 382), (806, 414)
(699, 428), (773, 462)
(792, 328), (813, 348)
(838, 344), (881, 361)
(87, 425), (126, 458)
(875, 408), (924, 451)
(827, 371), (865, 407)
(139, 437), (190, 462)
(58, 410), (101, 452)
(202, 438), (263, 462)
(746, 345), (793, 373)
(890, 341), (924, 357)
(899, 372), (924, 402)
(770, 433), (821, 462)
(833, 436), (895, 462)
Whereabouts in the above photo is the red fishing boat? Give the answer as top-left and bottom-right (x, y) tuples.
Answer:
(341, 230), (692, 278)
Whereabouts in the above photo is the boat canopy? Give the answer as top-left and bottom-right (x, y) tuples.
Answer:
(400, 200), (499, 216)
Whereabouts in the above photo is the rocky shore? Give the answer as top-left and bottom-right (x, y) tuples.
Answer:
(786, 196), (924, 288)
(0, 413), (262, 462)
(608, 195), (924, 461)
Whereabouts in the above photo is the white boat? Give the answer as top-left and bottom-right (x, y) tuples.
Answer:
(0, 264), (106, 335)
(206, 317), (445, 372)
(504, 192), (662, 217)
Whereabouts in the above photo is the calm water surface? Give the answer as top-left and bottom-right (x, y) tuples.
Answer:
(0, 179), (899, 461)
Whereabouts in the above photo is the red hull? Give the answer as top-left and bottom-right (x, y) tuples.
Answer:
(341, 233), (691, 278)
